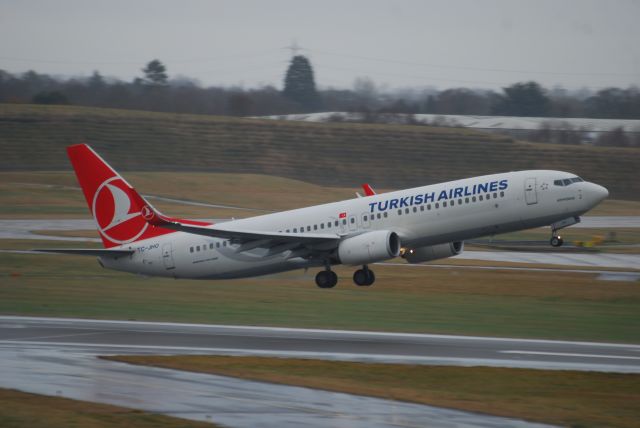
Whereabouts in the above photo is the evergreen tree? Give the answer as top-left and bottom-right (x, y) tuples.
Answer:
(493, 81), (550, 117)
(142, 59), (168, 86)
(283, 55), (319, 110)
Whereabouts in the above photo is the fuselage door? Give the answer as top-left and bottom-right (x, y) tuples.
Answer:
(162, 242), (175, 270)
(524, 178), (538, 205)
(362, 213), (371, 229)
(348, 215), (357, 231)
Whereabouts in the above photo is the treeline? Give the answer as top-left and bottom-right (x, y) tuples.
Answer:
(1, 66), (640, 120)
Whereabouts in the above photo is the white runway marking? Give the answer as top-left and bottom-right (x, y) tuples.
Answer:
(501, 350), (640, 361)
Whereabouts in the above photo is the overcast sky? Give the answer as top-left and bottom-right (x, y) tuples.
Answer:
(1, 0), (639, 91)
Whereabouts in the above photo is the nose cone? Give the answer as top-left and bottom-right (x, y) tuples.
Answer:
(596, 184), (609, 201)
(590, 183), (609, 204)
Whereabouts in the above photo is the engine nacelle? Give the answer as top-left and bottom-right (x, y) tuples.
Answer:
(402, 241), (464, 263)
(338, 230), (401, 266)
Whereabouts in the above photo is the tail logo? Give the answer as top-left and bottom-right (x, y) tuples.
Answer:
(92, 177), (149, 244)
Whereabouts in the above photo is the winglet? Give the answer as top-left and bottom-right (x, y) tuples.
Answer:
(362, 183), (376, 196)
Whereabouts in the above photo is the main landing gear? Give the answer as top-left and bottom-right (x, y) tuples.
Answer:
(315, 269), (338, 289)
(353, 265), (375, 286)
(314, 265), (377, 288)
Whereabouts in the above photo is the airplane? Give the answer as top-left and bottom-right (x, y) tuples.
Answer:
(38, 144), (609, 288)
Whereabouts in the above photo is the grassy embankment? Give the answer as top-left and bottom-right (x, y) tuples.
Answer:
(1, 103), (639, 200)
(107, 355), (640, 428)
(2, 249), (639, 342)
(0, 388), (217, 428)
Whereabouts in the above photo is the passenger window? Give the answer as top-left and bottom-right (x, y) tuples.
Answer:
(383, 212), (388, 218)
(405, 208), (410, 214)
(500, 191), (504, 197)
(450, 200), (454, 206)
(479, 195), (483, 201)
(486, 194), (490, 200)
(465, 197), (469, 203)
(342, 219), (347, 225)
(420, 205), (424, 211)
(293, 228), (297, 233)
(190, 247), (194, 253)
(327, 222), (331, 228)
(314, 224), (318, 230)
(320, 223), (325, 229)
(196, 245), (200, 251)
(427, 204), (431, 210)
(398, 209), (402, 215)
(286, 229), (290, 233)
(350, 217), (355, 223)
(443, 201), (447, 207)
(364, 215), (368, 221)
(377, 213), (381, 219)
(335, 220), (339, 226)
(216, 242), (220, 248)
(209, 243), (213, 249)
(472, 196), (476, 202)
(493, 193), (497, 199)
(458, 199), (462, 205)
(435, 203), (439, 209)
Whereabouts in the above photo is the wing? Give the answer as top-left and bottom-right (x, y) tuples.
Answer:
(143, 205), (340, 256)
(32, 248), (134, 257)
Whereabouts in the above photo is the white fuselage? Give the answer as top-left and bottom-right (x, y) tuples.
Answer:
(100, 170), (608, 279)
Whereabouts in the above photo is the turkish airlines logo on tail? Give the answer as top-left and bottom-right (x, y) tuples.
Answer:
(92, 177), (149, 244)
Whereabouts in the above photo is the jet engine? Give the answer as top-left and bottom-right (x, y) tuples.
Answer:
(338, 230), (401, 265)
(402, 241), (464, 263)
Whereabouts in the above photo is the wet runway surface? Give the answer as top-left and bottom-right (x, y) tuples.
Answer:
(0, 317), (569, 428)
(3, 317), (640, 373)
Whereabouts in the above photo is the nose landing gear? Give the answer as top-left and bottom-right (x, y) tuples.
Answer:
(550, 235), (564, 247)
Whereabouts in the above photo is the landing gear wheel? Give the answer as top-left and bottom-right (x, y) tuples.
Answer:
(550, 236), (564, 247)
(353, 267), (375, 286)
(316, 270), (337, 288)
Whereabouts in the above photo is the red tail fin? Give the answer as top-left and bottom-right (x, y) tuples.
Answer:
(67, 144), (178, 248)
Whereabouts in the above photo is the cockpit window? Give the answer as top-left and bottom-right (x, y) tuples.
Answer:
(554, 177), (584, 186)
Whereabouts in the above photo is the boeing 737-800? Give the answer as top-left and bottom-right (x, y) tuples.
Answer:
(40, 144), (609, 288)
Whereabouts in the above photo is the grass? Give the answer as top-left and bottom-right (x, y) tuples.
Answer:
(1, 103), (639, 200)
(0, 388), (218, 428)
(105, 355), (640, 428)
(1, 249), (639, 342)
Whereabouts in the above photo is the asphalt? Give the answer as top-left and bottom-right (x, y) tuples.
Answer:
(0, 317), (571, 428)
(3, 317), (640, 373)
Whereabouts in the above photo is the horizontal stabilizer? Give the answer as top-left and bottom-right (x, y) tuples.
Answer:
(32, 248), (134, 257)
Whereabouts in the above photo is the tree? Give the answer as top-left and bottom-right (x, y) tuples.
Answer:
(283, 55), (319, 110)
(492, 81), (550, 117)
(88, 71), (105, 89)
(32, 91), (69, 105)
(142, 59), (168, 86)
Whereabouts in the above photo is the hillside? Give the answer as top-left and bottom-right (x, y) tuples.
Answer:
(1, 104), (639, 199)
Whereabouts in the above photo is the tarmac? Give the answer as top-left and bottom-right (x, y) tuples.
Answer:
(0, 317), (577, 427)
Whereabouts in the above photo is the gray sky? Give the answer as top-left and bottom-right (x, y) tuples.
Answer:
(1, 0), (639, 91)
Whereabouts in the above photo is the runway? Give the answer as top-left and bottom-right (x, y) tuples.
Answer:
(3, 317), (639, 427)
(0, 317), (571, 428)
(3, 316), (640, 372)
